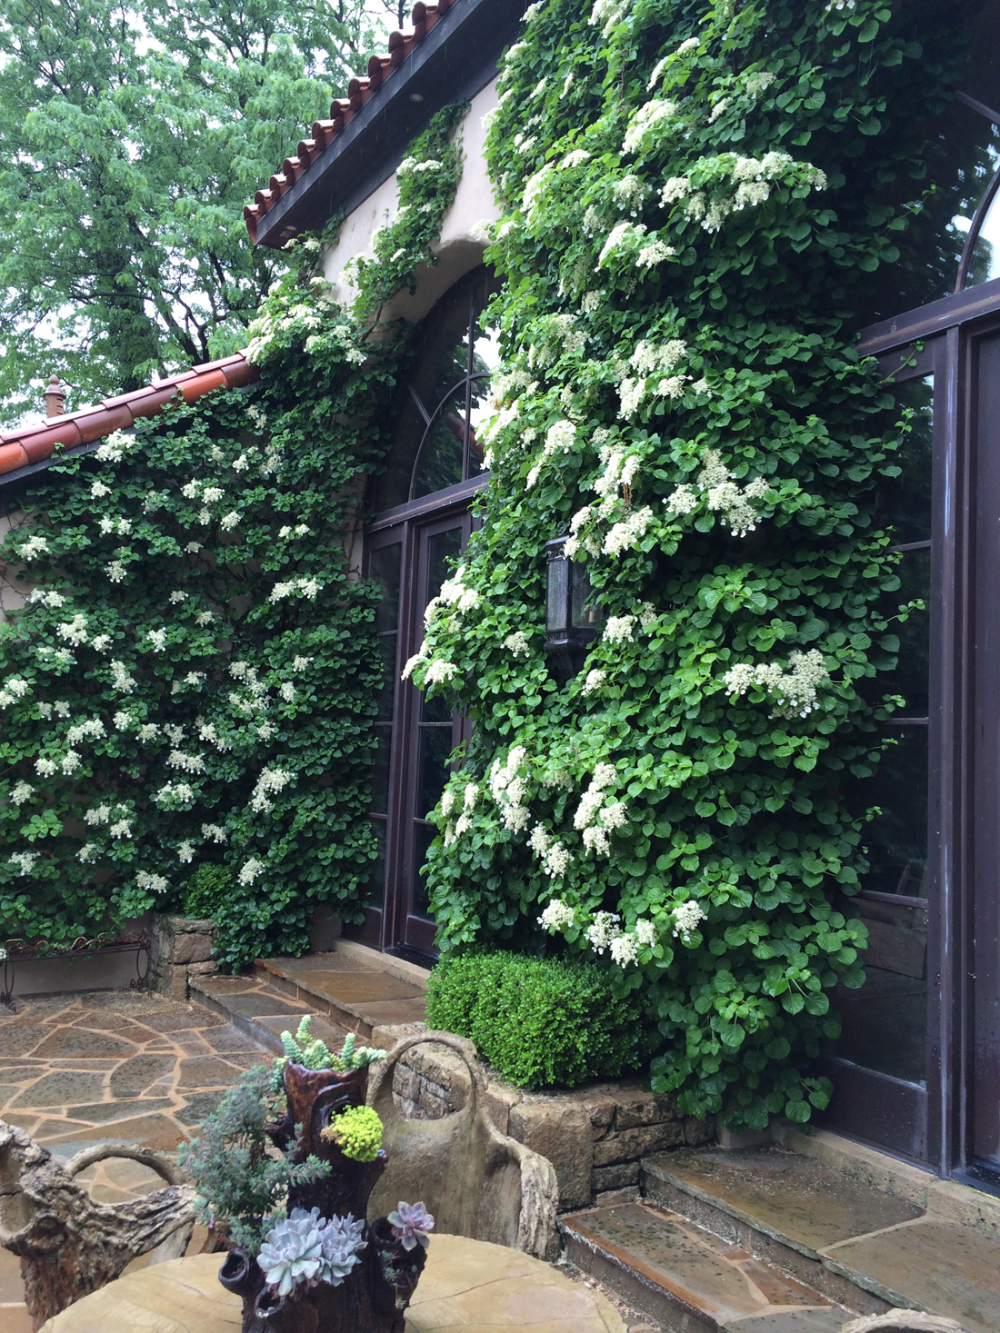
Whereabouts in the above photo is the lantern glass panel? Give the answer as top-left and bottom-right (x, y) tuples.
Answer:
(546, 552), (569, 633)
(571, 561), (599, 630)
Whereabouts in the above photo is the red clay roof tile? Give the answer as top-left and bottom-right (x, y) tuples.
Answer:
(0, 353), (259, 482)
(244, 0), (457, 245)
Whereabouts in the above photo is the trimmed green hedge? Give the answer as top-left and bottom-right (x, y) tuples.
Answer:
(425, 950), (648, 1088)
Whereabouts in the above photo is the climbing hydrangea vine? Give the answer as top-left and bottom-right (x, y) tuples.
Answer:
(0, 106), (466, 969)
(409, 0), (964, 1128)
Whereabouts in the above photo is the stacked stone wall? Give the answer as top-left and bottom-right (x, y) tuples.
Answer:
(149, 914), (218, 1000)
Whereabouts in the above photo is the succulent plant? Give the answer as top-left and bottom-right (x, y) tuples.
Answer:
(320, 1104), (384, 1161)
(318, 1211), (367, 1284)
(387, 1201), (435, 1251)
(279, 1016), (387, 1072)
(258, 1207), (366, 1296)
(257, 1209), (326, 1297)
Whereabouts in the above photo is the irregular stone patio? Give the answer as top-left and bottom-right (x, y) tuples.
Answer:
(0, 988), (272, 1332)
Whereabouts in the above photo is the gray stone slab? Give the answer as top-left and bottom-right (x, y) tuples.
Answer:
(644, 1148), (923, 1259)
(174, 1089), (229, 1125)
(109, 1054), (177, 1098)
(30, 1026), (139, 1058)
(725, 1312), (848, 1332)
(67, 1098), (177, 1123)
(9, 1070), (106, 1108)
(562, 1203), (829, 1327)
(824, 1219), (1000, 1333)
(199, 991), (309, 1019)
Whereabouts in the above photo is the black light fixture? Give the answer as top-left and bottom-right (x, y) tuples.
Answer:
(544, 536), (601, 680)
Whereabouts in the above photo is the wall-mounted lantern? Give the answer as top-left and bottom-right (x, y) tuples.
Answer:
(544, 536), (601, 680)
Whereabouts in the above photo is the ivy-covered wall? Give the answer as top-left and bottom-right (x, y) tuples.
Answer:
(408, 0), (967, 1128)
(0, 107), (466, 970)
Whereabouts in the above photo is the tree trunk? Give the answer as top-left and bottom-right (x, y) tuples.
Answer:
(0, 1121), (195, 1330)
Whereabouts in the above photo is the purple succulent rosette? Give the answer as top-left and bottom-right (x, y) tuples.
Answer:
(386, 1201), (435, 1251)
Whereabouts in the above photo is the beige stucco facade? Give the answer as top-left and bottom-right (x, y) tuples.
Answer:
(321, 78), (501, 321)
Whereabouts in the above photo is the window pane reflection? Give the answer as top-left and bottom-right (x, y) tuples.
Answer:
(411, 822), (436, 920)
(879, 374), (933, 545)
(893, 548), (930, 716)
(418, 726), (454, 819)
(853, 727), (930, 898)
(370, 544), (401, 633)
(366, 818), (386, 909)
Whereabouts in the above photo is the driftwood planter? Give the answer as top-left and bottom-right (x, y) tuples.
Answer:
(219, 1061), (426, 1333)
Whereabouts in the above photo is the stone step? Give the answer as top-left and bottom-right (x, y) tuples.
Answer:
(560, 1200), (851, 1333)
(641, 1146), (1000, 1333)
(189, 973), (351, 1056)
(254, 950), (427, 1038)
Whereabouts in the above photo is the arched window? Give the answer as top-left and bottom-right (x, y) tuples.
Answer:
(372, 266), (498, 512)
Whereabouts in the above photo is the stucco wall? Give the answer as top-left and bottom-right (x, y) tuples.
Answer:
(322, 77), (501, 318)
(0, 509), (32, 622)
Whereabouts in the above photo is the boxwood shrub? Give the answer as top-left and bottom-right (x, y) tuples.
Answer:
(425, 950), (649, 1088)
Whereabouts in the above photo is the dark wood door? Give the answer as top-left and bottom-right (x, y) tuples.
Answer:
(354, 495), (475, 959)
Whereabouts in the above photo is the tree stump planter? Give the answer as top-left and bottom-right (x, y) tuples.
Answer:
(219, 1060), (426, 1333)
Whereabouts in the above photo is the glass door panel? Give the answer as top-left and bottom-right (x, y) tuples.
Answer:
(823, 349), (938, 1160)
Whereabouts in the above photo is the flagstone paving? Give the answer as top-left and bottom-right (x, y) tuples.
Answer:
(0, 988), (276, 1332)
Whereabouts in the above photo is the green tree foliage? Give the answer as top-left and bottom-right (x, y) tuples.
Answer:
(0, 0), (385, 422)
(411, 0), (970, 1128)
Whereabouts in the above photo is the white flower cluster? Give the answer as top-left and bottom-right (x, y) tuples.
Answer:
(488, 745), (531, 834)
(596, 221), (648, 270)
(528, 314), (587, 368)
(57, 615), (89, 646)
(19, 534), (51, 560)
(573, 763), (625, 856)
(661, 152), (826, 234)
(136, 869), (170, 895)
(168, 750), (206, 774)
(586, 911), (621, 953)
(0, 677), (30, 710)
(526, 419), (578, 489)
(527, 824), (573, 876)
(623, 99), (679, 154)
(238, 858), (265, 886)
(11, 781), (34, 804)
(251, 766), (295, 813)
(94, 429), (135, 463)
(665, 450), (769, 537)
(270, 576), (322, 602)
(27, 589), (65, 608)
(581, 668), (606, 695)
(537, 898), (575, 931)
(66, 717), (105, 745)
(145, 628), (168, 653)
(110, 660), (137, 693)
(723, 648), (830, 719)
(504, 631), (531, 657)
(8, 851), (38, 876)
(154, 781), (195, 806)
(278, 524), (312, 540)
(202, 823), (227, 843)
(672, 900), (707, 941)
(589, 0), (630, 36)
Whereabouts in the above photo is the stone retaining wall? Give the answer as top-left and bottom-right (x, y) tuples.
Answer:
(372, 1024), (714, 1212)
(149, 913), (218, 1000)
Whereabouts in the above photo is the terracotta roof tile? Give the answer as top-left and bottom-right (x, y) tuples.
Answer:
(244, 0), (457, 244)
(0, 353), (259, 483)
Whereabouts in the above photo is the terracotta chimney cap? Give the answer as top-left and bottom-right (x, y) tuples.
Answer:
(44, 374), (66, 418)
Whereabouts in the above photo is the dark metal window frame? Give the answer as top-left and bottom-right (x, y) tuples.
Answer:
(821, 273), (1000, 1178)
